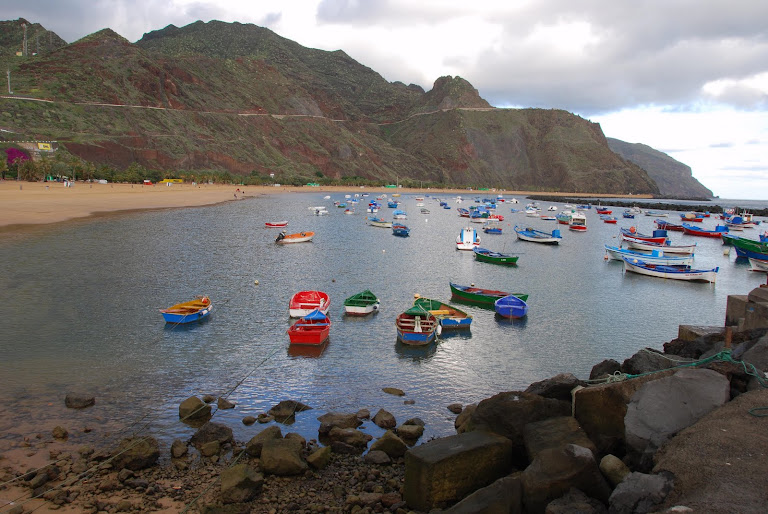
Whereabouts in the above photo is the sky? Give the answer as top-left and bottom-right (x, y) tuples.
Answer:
(6, 0), (768, 200)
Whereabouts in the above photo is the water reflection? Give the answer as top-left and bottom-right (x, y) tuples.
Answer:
(494, 315), (529, 328)
(394, 340), (438, 361)
(288, 341), (329, 358)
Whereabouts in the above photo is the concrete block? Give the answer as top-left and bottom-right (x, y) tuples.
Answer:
(677, 325), (724, 342)
(747, 286), (768, 304)
(744, 301), (768, 331)
(725, 295), (749, 327)
(404, 431), (514, 511)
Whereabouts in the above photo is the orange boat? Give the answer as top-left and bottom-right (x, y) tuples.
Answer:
(275, 231), (314, 244)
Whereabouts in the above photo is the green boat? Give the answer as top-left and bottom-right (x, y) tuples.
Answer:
(726, 234), (768, 253)
(472, 247), (519, 266)
(449, 282), (528, 308)
(343, 290), (380, 316)
(413, 297), (472, 330)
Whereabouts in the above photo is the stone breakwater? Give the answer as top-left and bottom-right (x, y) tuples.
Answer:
(3, 287), (768, 513)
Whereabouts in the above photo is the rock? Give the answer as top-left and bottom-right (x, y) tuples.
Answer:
(260, 439), (308, 476)
(382, 387), (405, 396)
(589, 359), (621, 381)
(372, 409), (396, 429)
(170, 439), (188, 459)
(520, 444), (611, 514)
(257, 413), (274, 423)
(621, 348), (691, 376)
(317, 412), (363, 434)
(461, 391), (571, 467)
(178, 396), (212, 422)
(52, 426), (68, 440)
(455, 404), (476, 431)
(739, 333), (768, 373)
(330, 440), (360, 455)
(220, 463), (264, 504)
(242, 416), (256, 426)
(356, 408), (371, 419)
(397, 423), (424, 442)
(525, 373), (587, 403)
(404, 417), (425, 426)
(64, 393), (95, 409)
(523, 416), (597, 461)
(200, 440), (221, 457)
(608, 472), (673, 514)
(448, 403), (464, 414)
(599, 454), (629, 488)
(327, 426), (371, 448)
(245, 425), (283, 457)
(111, 437), (160, 471)
(370, 430), (407, 458)
(403, 431), (514, 511)
(284, 432), (306, 448)
(117, 468), (134, 482)
(364, 450), (392, 465)
(442, 475), (522, 514)
(624, 368), (730, 470)
(190, 422), (234, 449)
(404, 399), (416, 405)
(217, 397), (235, 409)
(268, 400), (312, 423)
(306, 446), (332, 469)
(544, 487), (607, 514)
(202, 394), (216, 403)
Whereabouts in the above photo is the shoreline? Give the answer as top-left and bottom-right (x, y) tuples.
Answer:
(0, 180), (653, 233)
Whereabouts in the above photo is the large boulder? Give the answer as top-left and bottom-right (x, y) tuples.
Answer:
(523, 416), (597, 461)
(372, 409), (396, 429)
(268, 400), (312, 423)
(189, 422), (234, 449)
(260, 439), (308, 476)
(441, 475), (522, 514)
(178, 396), (211, 422)
(621, 348), (692, 375)
(520, 444), (611, 514)
(370, 430), (407, 458)
(525, 373), (587, 403)
(608, 472), (673, 514)
(317, 412), (362, 434)
(545, 487), (607, 514)
(404, 431), (514, 511)
(326, 427), (371, 448)
(624, 368), (730, 470)
(589, 359), (621, 381)
(220, 463), (264, 504)
(245, 426), (283, 457)
(111, 437), (160, 471)
(64, 392), (95, 409)
(461, 391), (571, 467)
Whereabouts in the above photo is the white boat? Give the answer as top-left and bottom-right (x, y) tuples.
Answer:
(604, 245), (694, 266)
(525, 208), (540, 217)
(513, 225), (562, 244)
(323, 195), (331, 200)
(569, 211), (587, 231)
(624, 238), (697, 255)
(456, 227), (480, 250)
(622, 257), (718, 283)
(314, 207), (329, 216)
(748, 257), (768, 272)
(548, 206), (557, 211)
(366, 217), (392, 228)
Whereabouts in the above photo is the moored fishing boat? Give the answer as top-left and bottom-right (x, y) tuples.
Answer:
(265, 220), (288, 228)
(655, 219), (684, 231)
(514, 225), (562, 244)
(289, 290), (330, 318)
(624, 238), (697, 255)
(748, 257), (768, 272)
(456, 227), (480, 250)
(393, 209), (408, 220)
(160, 296), (212, 324)
(473, 246), (519, 266)
(276, 231), (314, 244)
(601, 215), (618, 224)
(604, 245), (694, 266)
(366, 216), (393, 228)
(681, 223), (728, 238)
(569, 211), (587, 231)
(621, 257), (718, 283)
(620, 227), (668, 245)
(494, 295), (528, 319)
(392, 223), (410, 237)
(395, 305), (440, 345)
(343, 290), (380, 316)
(413, 296), (472, 330)
(449, 282), (528, 307)
(287, 309), (331, 345)
(482, 221), (503, 234)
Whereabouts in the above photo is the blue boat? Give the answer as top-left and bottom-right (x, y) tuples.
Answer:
(387, 200), (398, 208)
(622, 210), (635, 219)
(513, 226), (562, 244)
(392, 223), (410, 237)
(494, 295), (528, 319)
(395, 305), (440, 345)
(413, 297), (472, 330)
(160, 296), (212, 324)
(604, 245), (694, 266)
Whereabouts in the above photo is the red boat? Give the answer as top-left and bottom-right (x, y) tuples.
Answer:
(289, 290), (330, 318)
(620, 227), (668, 245)
(596, 209), (612, 215)
(287, 309), (331, 345)
(680, 213), (703, 222)
(655, 219), (684, 231)
(265, 221), (289, 228)
(681, 223), (728, 238)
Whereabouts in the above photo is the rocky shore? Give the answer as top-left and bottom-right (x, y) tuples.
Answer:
(3, 287), (768, 513)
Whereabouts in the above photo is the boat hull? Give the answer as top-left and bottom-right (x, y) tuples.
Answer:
(289, 291), (330, 318)
(604, 245), (694, 266)
(287, 326), (330, 345)
(161, 307), (212, 324)
(494, 295), (528, 318)
(160, 297), (212, 324)
(276, 231), (314, 244)
(624, 239), (697, 255)
(449, 282), (528, 307)
(622, 258), (718, 283)
(473, 247), (519, 266)
(413, 297), (472, 330)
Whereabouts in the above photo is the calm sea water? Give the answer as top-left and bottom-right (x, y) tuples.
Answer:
(1, 193), (765, 449)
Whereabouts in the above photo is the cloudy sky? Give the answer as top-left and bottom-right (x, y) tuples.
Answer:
(7, 0), (768, 199)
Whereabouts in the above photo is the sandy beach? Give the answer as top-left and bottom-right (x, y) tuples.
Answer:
(0, 180), (648, 232)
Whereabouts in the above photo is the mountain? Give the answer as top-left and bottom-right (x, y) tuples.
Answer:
(607, 138), (713, 199)
(0, 19), (660, 194)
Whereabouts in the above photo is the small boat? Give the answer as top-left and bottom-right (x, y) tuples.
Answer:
(494, 295), (528, 319)
(601, 215), (618, 224)
(289, 290), (330, 318)
(473, 246), (519, 266)
(680, 212), (703, 222)
(604, 245), (694, 266)
(620, 227), (668, 245)
(623, 238), (697, 255)
(595, 208), (612, 215)
(367, 217), (393, 228)
(343, 290), (380, 316)
(655, 219), (684, 231)
(387, 200), (399, 208)
(420, 208), (430, 214)
(482, 221), (503, 234)
(748, 257), (768, 272)
(622, 210), (636, 219)
(569, 211), (587, 231)
(344, 208), (355, 215)
(540, 215), (557, 221)
(514, 226), (562, 244)
(392, 223), (411, 237)
(621, 257), (718, 283)
(547, 206), (557, 212)
(413, 296), (472, 330)
(395, 305), (440, 345)
(645, 210), (667, 217)
(393, 209), (408, 219)
(681, 223), (728, 238)
(287, 309), (331, 345)
(160, 296), (212, 324)
(449, 282), (528, 308)
(457, 207), (470, 217)
(456, 227), (481, 250)
(556, 210), (573, 225)
(265, 221), (288, 228)
(276, 231), (314, 244)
